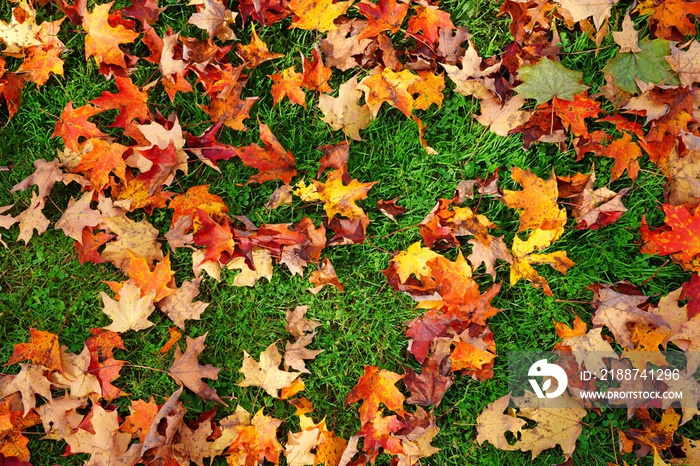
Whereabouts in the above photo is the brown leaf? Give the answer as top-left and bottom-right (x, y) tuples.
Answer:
(377, 198), (407, 222)
(159, 278), (209, 329)
(318, 77), (371, 141)
(284, 332), (323, 373)
(168, 333), (224, 404)
(238, 343), (301, 398)
(308, 258), (344, 294)
(285, 305), (321, 338)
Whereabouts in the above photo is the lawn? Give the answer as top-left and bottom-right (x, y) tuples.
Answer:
(0, 0), (698, 465)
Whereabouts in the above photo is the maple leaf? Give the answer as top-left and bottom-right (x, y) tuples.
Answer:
(623, 408), (680, 457)
(11, 158), (66, 201)
(318, 76), (371, 141)
(554, 0), (615, 29)
(223, 408), (284, 465)
(193, 211), (235, 264)
(122, 0), (164, 24)
(286, 305), (321, 338)
(119, 398), (159, 442)
(404, 338), (454, 406)
(54, 191), (104, 242)
(50, 345), (102, 399)
(553, 93), (602, 138)
(289, 0), (353, 32)
(239, 343), (301, 398)
(478, 396), (555, 456)
(442, 40), (500, 100)
(602, 38), (678, 94)
(100, 215), (164, 269)
(284, 332), (323, 373)
(74, 138), (128, 190)
(509, 228), (575, 296)
(169, 185), (229, 231)
(124, 252), (177, 302)
(613, 12), (642, 53)
(1, 364), (52, 416)
(53, 103), (107, 151)
(188, 0), (237, 41)
(270, 67), (306, 108)
(64, 404), (138, 465)
(640, 204), (700, 272)
(406, 2), (454, 45)
(17, 45), (64, 87)
(82, 2), (139, 69)
(201, 84), (259, 131)
(15, 192), (50, 244)
(346, 366), (405, 424)
(358, 67), (420, 118)
(236, 25), (284, 69)
(312, 169), (377, 220)
(511, 391), (587, 459)
(319, 19), (373, 71)
(74, 228), (113, 264)
(357, 411), (404, 461)
(90, 76), (150, 128)
(101, 281), (157, 333)
(301, 48), (332, 92)
(591, 284), (667, 348)
(476, 96), (531, 137)
(647, 0), (700, 39)
(159, 278), (209, 329)
(559, 327), (618, 373)
(502, 167), (567, 234)
(357, 0), (409, 40)
(235, 121), (297, 184)
(226, 247), (274, 286)
(168, 333), (224, 404)
(515, 58), (589, 104)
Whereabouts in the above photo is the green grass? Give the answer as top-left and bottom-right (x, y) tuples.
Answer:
(0, 1), (697, 465)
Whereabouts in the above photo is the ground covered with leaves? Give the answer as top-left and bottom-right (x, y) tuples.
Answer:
(1, 0), (700, 464)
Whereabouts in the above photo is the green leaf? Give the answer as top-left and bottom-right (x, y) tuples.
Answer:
(602, 38), (679, 95)
(514, 58), (588, 105)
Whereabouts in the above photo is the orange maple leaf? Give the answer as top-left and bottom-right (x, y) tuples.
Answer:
(82, 2), (139, 69)
(346, 366), (405, 424)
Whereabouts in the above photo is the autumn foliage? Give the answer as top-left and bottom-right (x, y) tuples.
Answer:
(1, 0), (700, 464)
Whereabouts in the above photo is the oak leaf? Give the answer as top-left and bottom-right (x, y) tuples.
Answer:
(169, 333), (224, 404)
(239, 343), (301, 398)
(345, 366), (405, 424)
